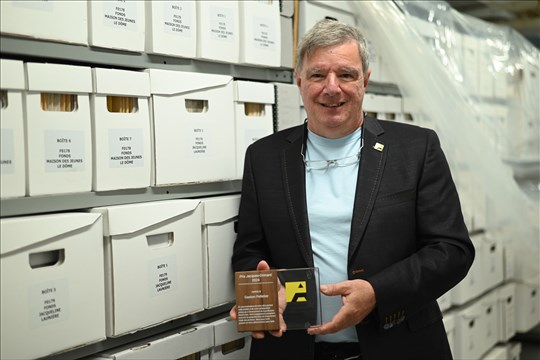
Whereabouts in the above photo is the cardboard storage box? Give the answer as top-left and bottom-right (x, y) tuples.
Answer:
(274, 83), (303, 131)
(442, 313), (456, 356)
(209, 316), (252, 360)
(453, 297), (489, 360)
(196, 1), (240, 64)
(96, 322), (213, 360)
(482, 236), (504, 291)
(201, 194), (241, 308)
(238, 1), (281, 67)
(88, 0), (145, 52)
(234, 81), (275, 179)
(145, 0), (197, 58)
(514, 277), (540, 333)
(91, 68), (152, 192)
(495, 282), (516, 342)
(91, 199), (204, 337)
(0, 59), (26, 198)
(148, 69), (236, 185)
(24, 62), (93, 196)
(0, 213), (105, 359)
(0, 0), (87, 45)
(363, 94), (402, 121)
(298, 1), (356, 39)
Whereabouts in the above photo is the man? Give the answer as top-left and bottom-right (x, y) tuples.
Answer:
(230, 19), (474, 360)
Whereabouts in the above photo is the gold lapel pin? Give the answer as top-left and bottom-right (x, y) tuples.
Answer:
(373, 142), (384, 152)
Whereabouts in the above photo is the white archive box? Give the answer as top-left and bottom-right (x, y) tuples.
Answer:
(437, 291), (452, 312)
(298, 0), (356, 39)
(442, 313), (456, 356)
(209, 316), (252, 360)
(90, 199), (205, 337)
(514, 277), (540, 333)
(196, 1), (240, 64)
(274, 82), (302, 132)
(482, 235), (504, 291)
(238, 1), (281, 67)
(148, 69), (236, 185)
(0, 213), (105, 360)
(201, 194), (241, 308)
(0, 0), (87, 45)
(479, 291), (499, 355)
(453, 298), (489, 360)
(495, 282), (516, 342)
(24, 62), (93, 196)
(96, 322), (213, 360)
(145, 0), (197, 58)
(482, 345), (509, 360)
(280, 15), (294, 69)
(88, 0), (145, 52)
(91, 68), (152, 192)
(234, 81), (275, 179)
(363, 94), (402, 120)
(0, 59), (26, 198)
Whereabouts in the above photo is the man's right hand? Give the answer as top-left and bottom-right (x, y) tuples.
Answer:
(229, 260), (287, 339)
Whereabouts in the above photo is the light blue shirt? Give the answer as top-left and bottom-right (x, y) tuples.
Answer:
(305, 126), (362, 343)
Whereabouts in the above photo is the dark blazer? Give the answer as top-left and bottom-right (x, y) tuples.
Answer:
(232, 117), (475, 360)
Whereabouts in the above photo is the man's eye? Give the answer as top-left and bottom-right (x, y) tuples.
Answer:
(340, 73), (355, 80)
(310, 74), (323, 79)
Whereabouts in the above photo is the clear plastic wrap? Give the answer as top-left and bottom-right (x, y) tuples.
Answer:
(348, 1), (539, 279)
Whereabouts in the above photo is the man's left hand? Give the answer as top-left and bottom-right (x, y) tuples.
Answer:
(307, 279), (376, 335)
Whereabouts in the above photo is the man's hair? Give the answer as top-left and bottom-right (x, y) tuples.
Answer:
(296, 19), (370, 74)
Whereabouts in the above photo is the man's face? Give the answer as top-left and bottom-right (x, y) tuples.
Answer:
(296, 41), (371, 139)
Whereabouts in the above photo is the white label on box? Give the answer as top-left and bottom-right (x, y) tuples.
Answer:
(188, 126), (214, 157)
(44, 130), (86, 172)
(149, 255), (178, 296)
(245, 129), (268, 147)
(29, 279), (70, 328)
(108, 128), (144, 168)
(252, 17), (277, 50)
(210, 6), (235, 42)
(13, 0), (54, 11)
(163, 1), (194, 37)
(1, 129), (15, 174)
(103, 0), (138, 31)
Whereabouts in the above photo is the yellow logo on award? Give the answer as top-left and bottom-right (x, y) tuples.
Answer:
(285, 281), (307, 302)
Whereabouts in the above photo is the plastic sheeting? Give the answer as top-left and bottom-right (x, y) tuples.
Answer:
(347, 1), (539, 280)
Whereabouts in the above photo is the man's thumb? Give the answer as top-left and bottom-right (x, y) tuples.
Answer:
(257, 260), (270, 271)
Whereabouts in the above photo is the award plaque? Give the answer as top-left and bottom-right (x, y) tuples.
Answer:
(235, 270), (280, 332)
(235, 267), (321, 332)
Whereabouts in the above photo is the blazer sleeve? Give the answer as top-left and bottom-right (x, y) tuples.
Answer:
(366, 128), (475, 330)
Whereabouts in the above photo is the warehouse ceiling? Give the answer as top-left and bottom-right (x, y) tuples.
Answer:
(447, 0), (540, 47)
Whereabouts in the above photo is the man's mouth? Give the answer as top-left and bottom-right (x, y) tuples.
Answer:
(321, 102), (345, 108)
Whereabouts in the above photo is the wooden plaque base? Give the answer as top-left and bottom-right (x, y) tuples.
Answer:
(235, 270), (280, 332)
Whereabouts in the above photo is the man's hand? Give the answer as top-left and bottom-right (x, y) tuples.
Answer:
(229, 260), (287, 339)
(307, 279), (376, 335)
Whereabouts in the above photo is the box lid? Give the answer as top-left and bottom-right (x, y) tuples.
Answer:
(202, 194), (240, 225)
(146, 69), (232, 95)
(93, 68), (150, 96)
(25, 62), (93, 93)
(92, 199), (201, 236)
(213, 317), (245, 345)
(0, 213), (101, 255)
(234, 81), (275, 104)
(100, 323), (213, 359)
(0, 59), (25, 90)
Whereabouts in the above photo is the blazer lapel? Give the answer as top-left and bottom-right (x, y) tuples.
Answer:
(281, 125), (314, 267)
(348, 118), (387, 262)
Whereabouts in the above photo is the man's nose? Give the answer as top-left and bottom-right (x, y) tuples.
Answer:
(323, 74), (341, 95)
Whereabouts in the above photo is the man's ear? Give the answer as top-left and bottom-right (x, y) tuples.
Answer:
(364, 68), (372, 88)
(295, 70), (302, 88)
